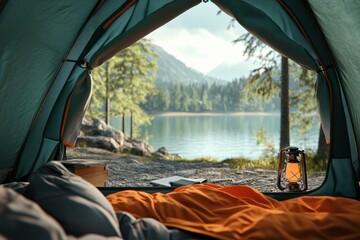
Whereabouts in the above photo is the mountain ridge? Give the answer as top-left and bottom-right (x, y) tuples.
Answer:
(206, 59), (257, 81)
(153, 44), (226, 84)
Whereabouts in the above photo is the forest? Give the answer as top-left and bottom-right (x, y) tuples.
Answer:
(141, 79), (279, 113)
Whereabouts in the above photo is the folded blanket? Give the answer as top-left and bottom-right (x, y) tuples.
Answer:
(107, 184), (360, 240)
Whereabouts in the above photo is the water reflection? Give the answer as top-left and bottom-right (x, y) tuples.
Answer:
(112, 114), (320, 160)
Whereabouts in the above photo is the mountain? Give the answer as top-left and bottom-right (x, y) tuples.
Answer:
(206, 59), (258, 82)
(152, 44), (225, 84)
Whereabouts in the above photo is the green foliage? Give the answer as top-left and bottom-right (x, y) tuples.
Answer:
(172, 83), (182, 111)
(190, 85), (200, 112)
(222, 157), (278, 170)
(222, 154), (326, 172)
(157, 87), (170, 111)
(236, 30), (320, 153)
(255, 127), (277, 158)
(185, 157), (219, 163)
(304, 150), (327, 172)
(86, 39), (158, 137)
(236, 33), (281, 106)
(139, 152), (326, 173)
(289, 64), (318, 135)
(243, 69), (280, 105)
(234, 32), (279, 68)
(142, 78), (278, 113)
(224, 128), (326, 172)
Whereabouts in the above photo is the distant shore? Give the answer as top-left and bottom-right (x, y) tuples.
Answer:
(153, 111), (280, 117)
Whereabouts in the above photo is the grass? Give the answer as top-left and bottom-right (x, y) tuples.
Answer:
(184, 157), (219, 163)
(221, 151), (327, 173)
(223, 157), (278, 170)
(132, 151), (327, 173)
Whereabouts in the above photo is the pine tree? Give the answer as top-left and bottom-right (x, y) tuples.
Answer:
(172, 83), (182, 111)
(236, 32), (288, 151)
(237, 32), (327, 157)
(180, 85), (190, 112)
(87, 39), (158, 137)
(190, 84), (200, 112)
(157, 88), (170, 111)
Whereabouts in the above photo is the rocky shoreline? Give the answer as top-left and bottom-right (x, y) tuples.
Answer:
(67, 147), (326, 193)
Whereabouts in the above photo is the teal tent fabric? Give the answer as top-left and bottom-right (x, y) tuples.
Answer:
(0, 0), (97, 173)
(212, 0), (319, 70)
(88, 0), (201, 68)
(0, 0), (200, 180)
(309, 0), (360, 171)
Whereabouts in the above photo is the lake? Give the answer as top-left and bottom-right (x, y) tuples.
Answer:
(111, 113), (320, 160)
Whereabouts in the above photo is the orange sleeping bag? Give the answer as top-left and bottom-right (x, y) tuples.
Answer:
(107, 184), (360, 239)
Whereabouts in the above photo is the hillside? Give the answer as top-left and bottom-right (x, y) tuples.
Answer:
(145, 44), (280, 113)
(153, 44), (225, 84)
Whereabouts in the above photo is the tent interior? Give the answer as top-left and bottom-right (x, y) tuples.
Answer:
(1, 0), (360, 239)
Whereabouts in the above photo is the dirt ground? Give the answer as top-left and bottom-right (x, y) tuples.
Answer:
(67, 147), (326, 192)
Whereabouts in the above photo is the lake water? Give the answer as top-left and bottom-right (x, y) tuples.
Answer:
(112, 113), (320, 160)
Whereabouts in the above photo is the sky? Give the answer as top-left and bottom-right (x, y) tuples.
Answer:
(145, 2), (251, 74)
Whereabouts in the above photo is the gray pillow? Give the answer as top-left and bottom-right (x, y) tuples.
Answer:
(117, 212), (170, 240)
(24, 161), (121, 238)
(0, 186), (66, 240)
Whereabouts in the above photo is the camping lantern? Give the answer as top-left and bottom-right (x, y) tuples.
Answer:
(277, 146), (308, 191)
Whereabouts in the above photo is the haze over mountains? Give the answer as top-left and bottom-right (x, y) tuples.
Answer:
(207, 58), (256, 81)
(153, 44), (252, 83)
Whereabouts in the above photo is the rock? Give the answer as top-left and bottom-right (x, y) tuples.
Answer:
(92, 118), (107, 130)
(80, 118), (94, 132)
(81, 119), (125, 147)
(156, 147), (169, 156)
(152, 147), (182, 160)
(78, 118), (178, 158)
(133, 138), (154, 152)
(76, 136), (120, 153)
(81, 118), (106, 134)
(123, 138), (153, 156)
(128, 147), (147, 156)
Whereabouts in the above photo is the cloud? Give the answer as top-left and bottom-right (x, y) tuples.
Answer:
(147, 26), (247, 73)
(144, 3), (252, 74)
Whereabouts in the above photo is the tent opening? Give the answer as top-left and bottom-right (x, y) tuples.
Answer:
(66, 3), (328, 193)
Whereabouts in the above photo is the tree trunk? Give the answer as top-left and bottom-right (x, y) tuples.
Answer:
(280, 56), (290, 150)
(130, 111), (133, 139)
(313, 125), (329, 163)
(105, 63), (110, 125)
(122, 113), (126, 137)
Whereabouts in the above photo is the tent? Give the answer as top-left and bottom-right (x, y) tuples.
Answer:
(1, 0), (360, 202)
(2, 1), (360, 239)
